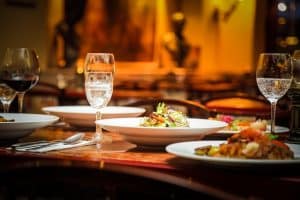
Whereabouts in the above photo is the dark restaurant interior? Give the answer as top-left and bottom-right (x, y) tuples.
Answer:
(0, 0), (300, 199)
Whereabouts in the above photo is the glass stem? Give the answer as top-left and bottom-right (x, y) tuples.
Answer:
(2, 103), (10, 113)
(270, 101), (277, 134)
(95, 110), (103, 149)
(17, 92), (25, 113)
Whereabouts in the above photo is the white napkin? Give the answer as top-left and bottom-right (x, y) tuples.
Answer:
(18, 140), (95, 153)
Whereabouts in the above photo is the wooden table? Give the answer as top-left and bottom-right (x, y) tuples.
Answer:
(0, 127), (299, 200)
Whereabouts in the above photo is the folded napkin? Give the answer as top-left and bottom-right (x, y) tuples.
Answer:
(17, 140), (95, 153)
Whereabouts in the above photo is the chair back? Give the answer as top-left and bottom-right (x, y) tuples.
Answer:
(203, 92), (272, 117)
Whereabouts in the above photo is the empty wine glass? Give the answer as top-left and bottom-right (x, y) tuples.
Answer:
(256, 53), (293, 133)
(84, 53), (114, 149)
(292, 50), (300, 87)
(0, 48), (40, 112)
(0, 83), (16, 112)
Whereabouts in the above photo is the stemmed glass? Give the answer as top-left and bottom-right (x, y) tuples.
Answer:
(0, 48), (40, 112)
(84, 53), (115, 149)
(0, 83), (16, 112)
(256, 53), (293, 133)
(292, 50), (300, 87)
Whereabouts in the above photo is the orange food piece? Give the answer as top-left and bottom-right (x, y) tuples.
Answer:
(271, 140), (289, 150)
(239, 128), (268, 141)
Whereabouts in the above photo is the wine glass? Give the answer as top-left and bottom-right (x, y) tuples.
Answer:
(84, 53), (115, 149)
(0, 48), (40, 112)
(0, 83), (16, 112)
(256, 53), (293, 133)
(292, 50), (300, 87)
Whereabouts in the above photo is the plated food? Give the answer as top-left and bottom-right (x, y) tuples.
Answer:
(195, 128), (294, 160)
(0, 113), (59, 140)
(166, 140), (300, 166)
(140, 102), (189, 127)
(98, 116), (227, 146)
(212, 114), (289, 136)
(212, 114), (267, 131)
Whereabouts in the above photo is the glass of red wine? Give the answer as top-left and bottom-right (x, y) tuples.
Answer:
(0, 48), (40, 112)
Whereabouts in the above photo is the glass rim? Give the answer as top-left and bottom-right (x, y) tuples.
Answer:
(86, 52), (114, 56)
(6, 47), (37, 51)
(259, 53), (291, 56)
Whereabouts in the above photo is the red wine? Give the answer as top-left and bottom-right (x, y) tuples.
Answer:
(3, 77), (39, 92)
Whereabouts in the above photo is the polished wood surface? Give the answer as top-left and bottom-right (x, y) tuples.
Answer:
(0, 126), (300, 199)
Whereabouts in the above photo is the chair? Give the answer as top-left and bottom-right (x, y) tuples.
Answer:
(28, 81), (62, 97)
(25, 82), (63, 112)
(203, 92), (288, 119)
(123, 98), (210, 118)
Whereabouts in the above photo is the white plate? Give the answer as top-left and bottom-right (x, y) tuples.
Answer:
(97, 118), (227, 146)
(166, 141), (300, 166)
(217, 125), (289, 134)
(42, 106), (145, 127)
(0, 113), (59, 140)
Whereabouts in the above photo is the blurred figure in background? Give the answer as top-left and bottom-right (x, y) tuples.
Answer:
(163, 12), (190, 68)
(49, 0), (86, 68)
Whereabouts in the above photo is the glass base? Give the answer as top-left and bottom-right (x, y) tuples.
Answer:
(95, 134), (112, 151)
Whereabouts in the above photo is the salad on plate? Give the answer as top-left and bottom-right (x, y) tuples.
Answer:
(140, 102), (189, 128)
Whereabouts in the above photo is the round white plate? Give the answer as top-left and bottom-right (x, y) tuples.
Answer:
(217, 125), (289, 134)
(0, 113), (59, 140)
(97, 118), (227, 146)
(42, 106), (145, 127)
(166, 141), (300, 166)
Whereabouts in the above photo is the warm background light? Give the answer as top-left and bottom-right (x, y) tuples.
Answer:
(0, 0), (257, 81)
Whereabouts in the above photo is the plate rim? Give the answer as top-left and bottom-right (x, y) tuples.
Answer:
(42, 105), (146, 115)
(97, 117), (228, 130)
(0, 113), (59, 139)
(0, 113), (59, 125)
(217, 125), (289, 134)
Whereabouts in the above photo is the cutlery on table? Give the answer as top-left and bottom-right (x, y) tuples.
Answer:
(10, 132), (85, 151)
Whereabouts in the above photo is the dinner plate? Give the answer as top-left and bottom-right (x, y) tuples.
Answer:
(217, 125), (289, 134)
(0, 113), (59, 140)
(42, 106), (145, 127)
(97, 117), (227, 146)
(166, 141), (300, 166)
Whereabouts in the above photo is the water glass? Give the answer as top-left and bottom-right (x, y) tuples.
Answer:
(256, 53), (293, 133)
(84, 53), (115, 149)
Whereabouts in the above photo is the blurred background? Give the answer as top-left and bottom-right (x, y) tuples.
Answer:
(0, 0), (299, 118)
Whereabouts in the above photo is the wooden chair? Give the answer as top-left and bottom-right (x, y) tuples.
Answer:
(203, 92), (289, 122)
(123, 98), (210, 118)
(203, 92), (267, 114)
(28, 82), (62, 97)
(24, 82), (63, 112)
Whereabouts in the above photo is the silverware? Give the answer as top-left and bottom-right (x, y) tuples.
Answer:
(11, 140), (48, 148)
(13, 132), (85, 151)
